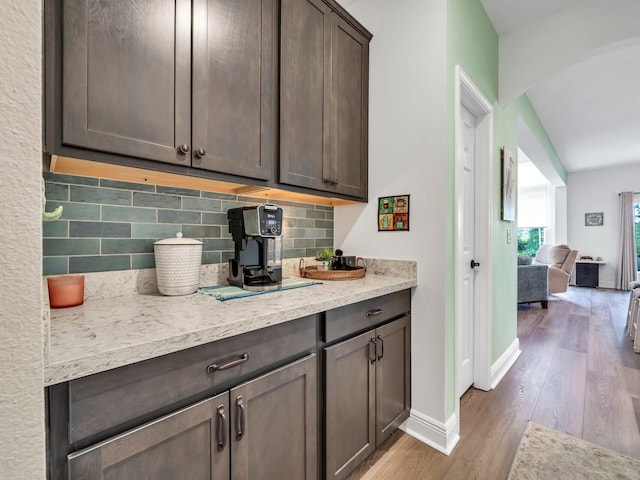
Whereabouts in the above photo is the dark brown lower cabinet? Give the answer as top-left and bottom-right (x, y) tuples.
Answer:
(230, 354), (317, 480)
(67, 354), (317, 480)
(324, 316), (410, 480)
(68, 393), (230, 479)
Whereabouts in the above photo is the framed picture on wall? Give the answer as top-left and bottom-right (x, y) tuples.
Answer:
(501, 147), (516, 221)
(378, 195), (410, 231)
(585, 212), (604, 226)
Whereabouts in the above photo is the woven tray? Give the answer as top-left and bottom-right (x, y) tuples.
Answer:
(298, 258), (366, 280)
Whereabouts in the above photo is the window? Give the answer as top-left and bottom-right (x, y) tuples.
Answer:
(518, 227), (545, 257)
(635, 201), (640, 272)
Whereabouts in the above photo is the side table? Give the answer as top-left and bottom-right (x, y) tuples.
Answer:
(575, 259), (606, 288)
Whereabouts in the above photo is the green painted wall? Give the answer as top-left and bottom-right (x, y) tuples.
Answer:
(446, 0), (529, 417)
(446, 0), (566, 420)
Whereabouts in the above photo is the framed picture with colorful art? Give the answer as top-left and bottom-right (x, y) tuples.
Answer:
(378, 195), (410, 231)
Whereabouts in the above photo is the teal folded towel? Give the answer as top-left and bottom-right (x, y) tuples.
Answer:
(198, 277), (322, 301)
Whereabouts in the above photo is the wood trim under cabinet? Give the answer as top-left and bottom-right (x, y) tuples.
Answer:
(49, 155), (357, 207)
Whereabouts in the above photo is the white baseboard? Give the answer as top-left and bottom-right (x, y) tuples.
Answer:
(490, 337), (520, 389)
(401, 409), (460, 455)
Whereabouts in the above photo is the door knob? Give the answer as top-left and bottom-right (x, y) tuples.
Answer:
(194, 148), (206, 159)
(470, 259), (480, 269)
(177, 144), (190, 155)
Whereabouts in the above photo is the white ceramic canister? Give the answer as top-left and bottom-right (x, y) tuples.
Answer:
(154, 233), (203, 295)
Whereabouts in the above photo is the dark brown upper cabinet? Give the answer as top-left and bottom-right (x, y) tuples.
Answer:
(48, 0), (276, 181)
(280, 0), (372, 200)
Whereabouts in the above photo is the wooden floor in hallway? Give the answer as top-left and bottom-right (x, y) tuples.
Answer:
(346, 287), (640, 480)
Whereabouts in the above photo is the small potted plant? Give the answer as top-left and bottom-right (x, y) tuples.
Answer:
(315, 248), (335, 271)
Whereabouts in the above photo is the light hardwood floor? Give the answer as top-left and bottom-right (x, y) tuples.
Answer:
(346, 287), (640, 479)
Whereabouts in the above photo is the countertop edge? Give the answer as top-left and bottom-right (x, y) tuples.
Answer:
(45, 277), (416, 385)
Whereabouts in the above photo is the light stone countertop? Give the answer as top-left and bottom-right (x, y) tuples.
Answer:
(45, 259), (417, 385)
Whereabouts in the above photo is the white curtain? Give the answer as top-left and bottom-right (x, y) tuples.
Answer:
(617, 192), (636, 290)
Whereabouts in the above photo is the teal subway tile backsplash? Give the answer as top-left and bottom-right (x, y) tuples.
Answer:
(102, 206), (156, 223)
(44, 238), (100, 256)
(157, 209), (202, 224)
(43, 220), (68, 238)
(156, 185), (201, 197)
(43, 257), (67, 276)
(131, 223), (183, 239)
(44, 171), (97, 186)
(45, 182), (69, 201)
(69, 255), (130, 273)
(133, 192), (181, 209)
(43, 173), (334, 275)
(101, 239), (155, 254)
(132, 254), (155, 269)
(182, 225), (219, 238)
(49, 202), (101, 220)
(69, 221), (131, 238)
(182, 197), (222, 212)
(201, 212), (227, 225)
(71, 185), (132, 205)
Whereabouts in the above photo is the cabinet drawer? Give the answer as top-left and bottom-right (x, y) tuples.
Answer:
(324, 290), (410, 343)
(68, 315), (317, 444)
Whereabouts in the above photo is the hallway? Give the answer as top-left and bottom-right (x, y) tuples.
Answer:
(347, 287), (640, 479)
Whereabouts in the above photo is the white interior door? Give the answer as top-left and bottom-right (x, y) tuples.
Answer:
(456, 104), (477, 398)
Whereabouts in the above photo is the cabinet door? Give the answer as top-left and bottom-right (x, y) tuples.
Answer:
(62, 0), (192, 165)
(375, 315), (411, 446)
(330, 14), (369, 199)
(280, 0), (332, 191)
(68, 393), (230, 479)
(230, 354), (318, 480)
(192, 0), (277, 180)
(324, 331), (375, 480)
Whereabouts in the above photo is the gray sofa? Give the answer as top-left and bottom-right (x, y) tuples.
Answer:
(518, 255), (549, 308)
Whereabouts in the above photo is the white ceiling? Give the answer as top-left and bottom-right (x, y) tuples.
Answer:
(480, 0), (640, 174)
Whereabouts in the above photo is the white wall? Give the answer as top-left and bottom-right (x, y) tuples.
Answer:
(0, 0), (46, 477)
(335, 0), (451, 432)
(500, 0), (640, 104)
(568, 163), (640, 288)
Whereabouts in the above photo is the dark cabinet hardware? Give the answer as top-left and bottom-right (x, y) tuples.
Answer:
(178, 144), (190, 154)
(217, 405), (227, 451)
(470, 259), (480, 269)
(369, 337), (377, 364)
(194, 147), (206, 159)
(376, 335), (384, 360)
(206, 352), (250, 374)
(366, 309), (383, 318)
(236, 396), (245, 440)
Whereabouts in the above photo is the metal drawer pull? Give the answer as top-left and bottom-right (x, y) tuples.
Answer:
(206, 352), (250, 374)
(216, 405), (227, 451)
(377, 335), (384, 360)
(369, 337), (377, 364)
(236, 396), (245, 440)
(366, 309), (383, 317)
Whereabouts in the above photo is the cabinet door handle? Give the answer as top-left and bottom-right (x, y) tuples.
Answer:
(206, 352), (250, 374)
(366, 309), (382, 318)
(236, 396), (245, 440)
(369, 337), (377, 364)
(177, 144), (190, 154)
(377, 335), (384, 360)
(216, 405), (227, 451)
(194, 147), (206, 159)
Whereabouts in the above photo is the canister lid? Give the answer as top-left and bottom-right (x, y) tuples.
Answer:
(154, 232), (203, 245)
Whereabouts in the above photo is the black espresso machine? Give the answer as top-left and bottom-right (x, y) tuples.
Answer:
(227, 204), (283, 291)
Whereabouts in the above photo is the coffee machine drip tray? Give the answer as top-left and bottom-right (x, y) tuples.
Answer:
(243, 282), (282, 292)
